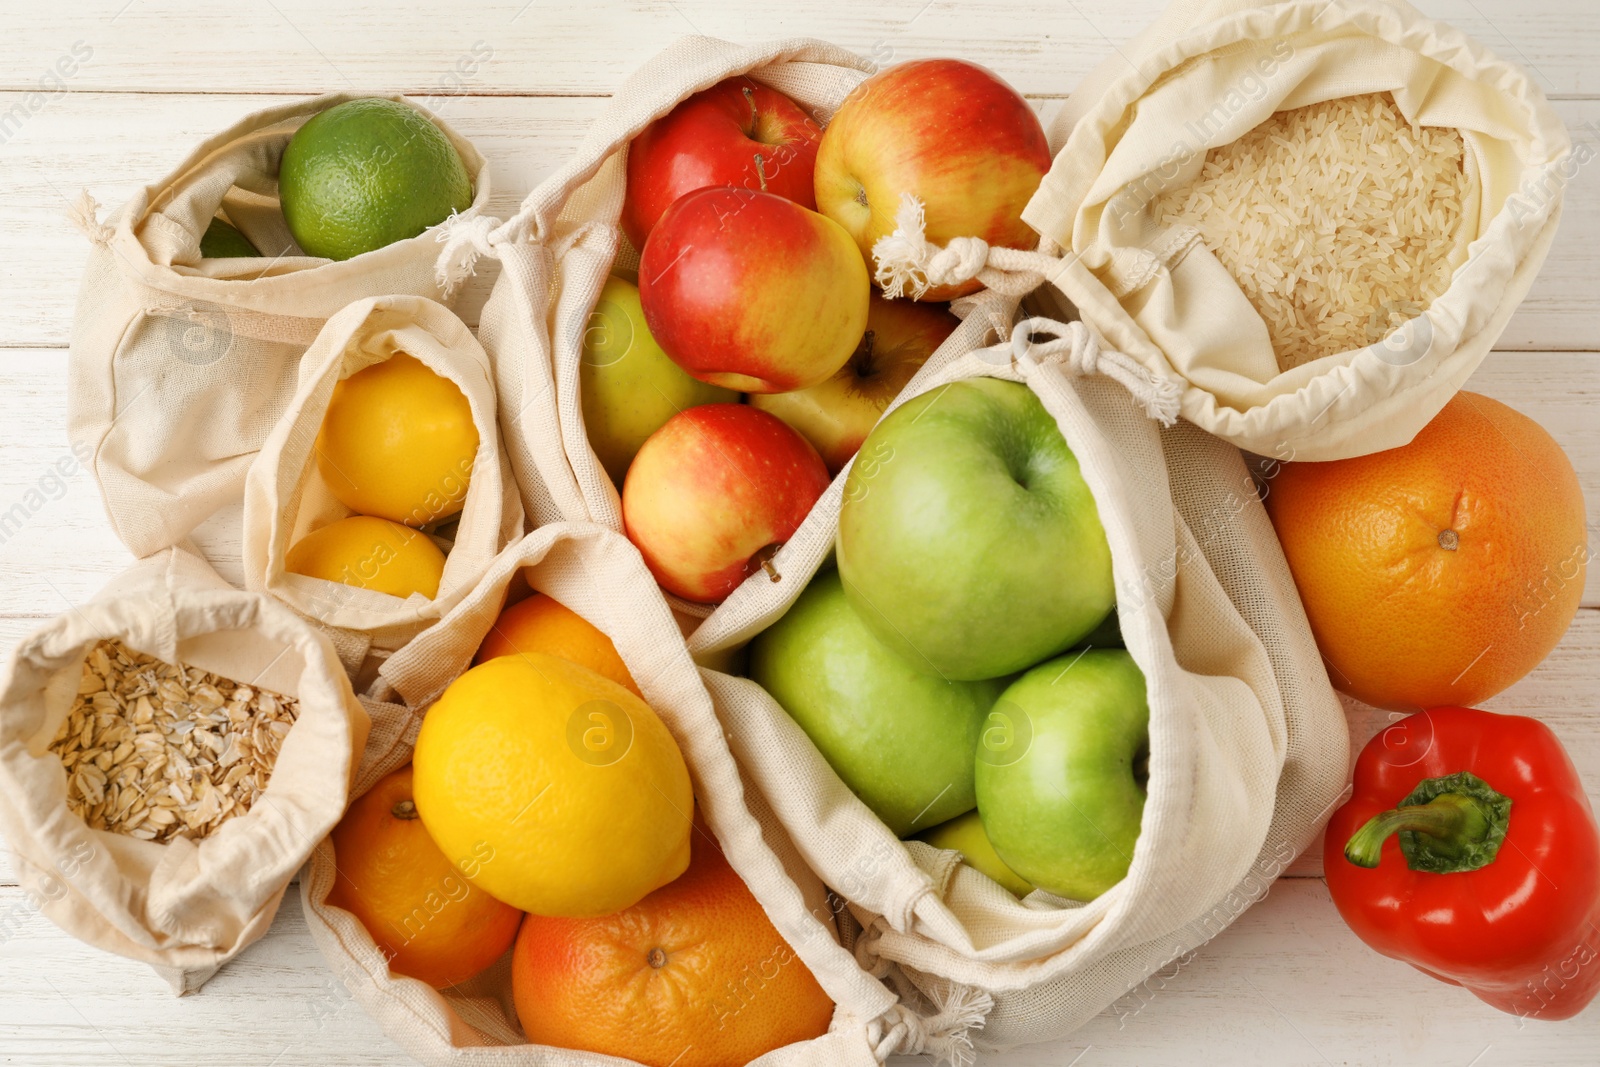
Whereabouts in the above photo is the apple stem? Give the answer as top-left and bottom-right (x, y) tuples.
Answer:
(851, 330), (877, 376)
(753, 151), (769, 193)
(752, 543), (783, 583)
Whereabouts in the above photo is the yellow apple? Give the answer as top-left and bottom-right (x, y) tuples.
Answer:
(752, 295), (958, 473)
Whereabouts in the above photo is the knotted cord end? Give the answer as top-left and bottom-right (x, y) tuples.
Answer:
(68, 190), (114, 248)
(433, 212), (501, 298)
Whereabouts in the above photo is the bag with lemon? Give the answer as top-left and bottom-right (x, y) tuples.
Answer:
(242, 294), (523, 685)
(0, 546), (367, 995)
(299, 524), (988, 1067)
(68, 94), (492, 559)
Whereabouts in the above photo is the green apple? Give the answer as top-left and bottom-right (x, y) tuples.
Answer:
(915, 810), (1034, 898)
(837, 377), (1114, 680)
(975, 649), (1149, 902)
(1076, 608), (1123, 650)
(748, 568), (1004, 836)
(580, 275), (737, 484)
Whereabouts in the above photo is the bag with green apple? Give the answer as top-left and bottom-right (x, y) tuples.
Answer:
(685, 315), (1350, 1050)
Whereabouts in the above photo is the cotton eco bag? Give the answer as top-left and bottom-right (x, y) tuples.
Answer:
(69, 93), (492, 557)
(1011, 0), (1573, 460)
(686, 316), (1349, 1048)
(242, 295), (524, 680)
(300, 522), (989, 1066)
(433, 36), (874, 529)
(0, 547), (367, 994)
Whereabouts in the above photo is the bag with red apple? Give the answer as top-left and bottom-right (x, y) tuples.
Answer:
(431, 36), (877, 531)
(299, 522), (992, 1067)
(686, 316), (1350, 1050)
(239, 295), (525, 687)
(1011, 0), (1571, 461)
(68, 93), (493, 560)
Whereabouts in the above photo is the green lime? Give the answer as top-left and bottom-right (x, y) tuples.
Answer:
(199, 217), (260, 258)
(279, 98), (472, 261)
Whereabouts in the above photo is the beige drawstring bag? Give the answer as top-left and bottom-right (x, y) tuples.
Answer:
(300, 522), (991, 1066)
(875, 0), (1571, 461)
(0, 547), (367, 995)
(241, 295), (524, 683)
(69, 93), (492, 557)
(688, 315), (1349, 1049)
(432, 36), (875, 529)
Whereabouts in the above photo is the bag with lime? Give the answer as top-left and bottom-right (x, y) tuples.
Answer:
(68, 95), (490, 560)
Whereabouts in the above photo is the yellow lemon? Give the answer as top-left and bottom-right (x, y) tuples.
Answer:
(316, 353), (478, 526)
(412, 653), (694, 917)
(286, 515), (446, 599)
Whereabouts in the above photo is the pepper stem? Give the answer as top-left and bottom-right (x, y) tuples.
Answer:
(1343, 771), (1511, 874)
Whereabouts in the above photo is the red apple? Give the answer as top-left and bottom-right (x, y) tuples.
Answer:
(622, 404), (830, 603)
(752, 294), (959, 473)
(814, 58), (1052, 301)
(639, 186), (870, 393)
(622, 76), (824, 251)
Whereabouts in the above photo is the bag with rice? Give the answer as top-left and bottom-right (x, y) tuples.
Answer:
(241, 295), (524, 686)
(68, 93), (492, 558)
(301, 522), (989, 1067)
(0, 547), (367, 994)
(883, 0), (1572, 459)
(684, 315), (1349, 1051)
(430, 36), (878, 529)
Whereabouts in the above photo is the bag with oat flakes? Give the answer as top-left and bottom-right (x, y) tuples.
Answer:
(0, 547), (367, 994)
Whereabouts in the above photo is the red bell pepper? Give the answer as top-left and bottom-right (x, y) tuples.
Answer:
(1325, 706), (1600, 1021)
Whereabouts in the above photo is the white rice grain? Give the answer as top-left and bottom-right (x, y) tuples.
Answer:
(1151, 93), (1467, 370)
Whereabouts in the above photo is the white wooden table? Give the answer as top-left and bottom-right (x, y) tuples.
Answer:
(0, 2), (1596, 1064)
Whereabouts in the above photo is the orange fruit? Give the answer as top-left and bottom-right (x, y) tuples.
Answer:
(511, 824), (833, 1067)
(327, 765), (521, 989)
(1265, 391), (1586, 710)
(474, 591), (641, 698)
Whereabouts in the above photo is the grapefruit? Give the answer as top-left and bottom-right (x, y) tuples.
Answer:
(1265, 392), (1586, 709)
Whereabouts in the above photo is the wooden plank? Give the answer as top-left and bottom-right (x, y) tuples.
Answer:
(0, 0), (1595, 98)
(0, 889), (409, 1066)
(0, 878), (1594, 1065)
(1050, 878), (1600, 1065)
(0, 349), (135, 610)
(0, 93), (1596, 350)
